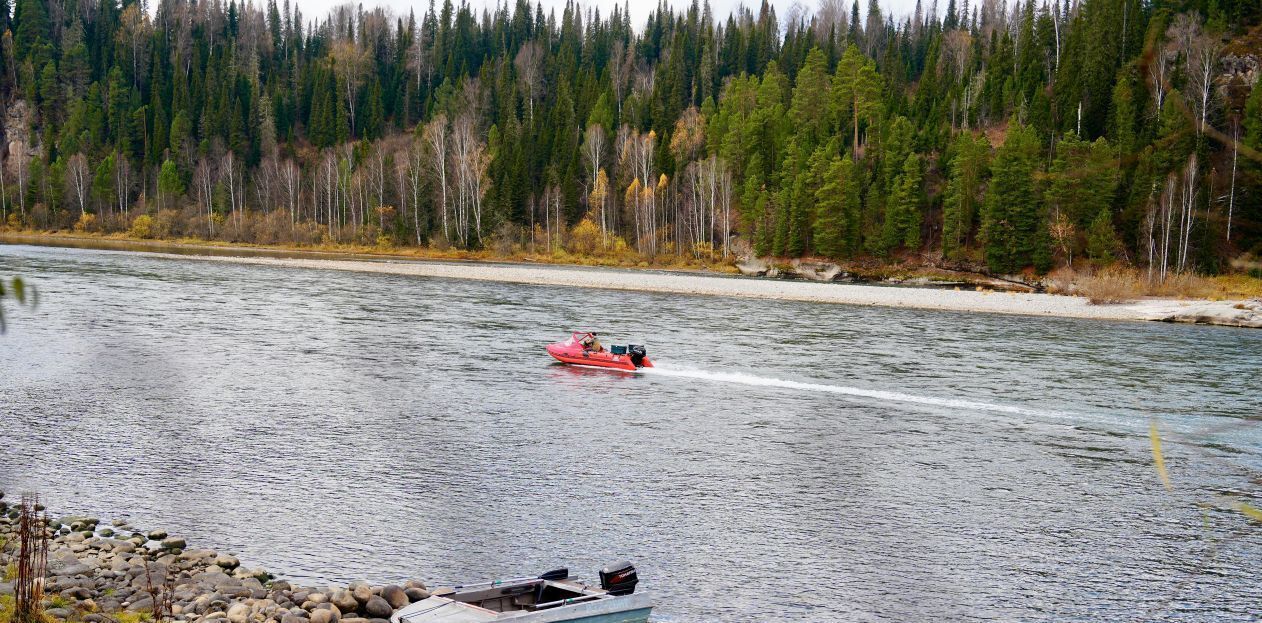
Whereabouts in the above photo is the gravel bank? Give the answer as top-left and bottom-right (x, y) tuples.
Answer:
(165, 253), (1262, 327)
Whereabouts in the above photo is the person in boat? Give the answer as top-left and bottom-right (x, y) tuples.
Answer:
(581, 333), (604, 352)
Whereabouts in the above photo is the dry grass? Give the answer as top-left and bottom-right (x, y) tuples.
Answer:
(1077, 266), (1145, 304)
(1045, 265), (1262, 304)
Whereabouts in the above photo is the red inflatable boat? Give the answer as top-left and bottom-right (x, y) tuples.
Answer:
(546, 332), (653, 371)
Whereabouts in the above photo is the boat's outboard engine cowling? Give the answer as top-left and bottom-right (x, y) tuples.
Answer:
(628, 345), (647, 367)
(599, 561), (639, 596)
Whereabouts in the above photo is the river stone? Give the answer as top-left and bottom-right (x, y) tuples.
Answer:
(271, 581), (292, 592)
(330, 590), (358, 613)
(362, 597), (391, 619)
(402, 580), (427, 591)
(309, 607), (340, 623)
(402, 588), (429, 603)
(127, 596), (155, 612)
(60, 586), (93, 600)
(46, 608), (73, 620)
(148, 529), (168, 540)
(379, 586), (407, 610)
(282, 614), (309, 623)
(350, 584), (373, 605)
(305, 593), (328, 605)
(216, 554), (240, 570)
(84, 615), (112, 623)
(227, 603), (251, 623)
(340, 617), (370, 623)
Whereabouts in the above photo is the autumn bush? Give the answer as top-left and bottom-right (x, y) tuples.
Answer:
(565, 218), (602, 256)
(73, 212), (97, 232)
(129, 214), (154, 239)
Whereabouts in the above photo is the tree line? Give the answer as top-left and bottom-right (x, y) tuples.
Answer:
(0, 0), (1259, 275)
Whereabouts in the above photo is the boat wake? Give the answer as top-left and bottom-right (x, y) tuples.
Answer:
(640, 361), (1039, 417)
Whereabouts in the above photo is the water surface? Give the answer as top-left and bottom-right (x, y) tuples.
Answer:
(1, 244), (1260, 622)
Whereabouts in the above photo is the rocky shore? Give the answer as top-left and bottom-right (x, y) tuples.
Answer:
(0, 495), (430, 623)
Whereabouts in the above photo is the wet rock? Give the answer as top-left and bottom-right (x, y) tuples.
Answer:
(216, 554), (241, 570)
(161, 536), (186, 550)
(402, 588), (429, 603)
(271, 581), (292, 593)
(148, 530), (169, 541)
(363, 597), (391, 619)
(379, 586), (408, 610)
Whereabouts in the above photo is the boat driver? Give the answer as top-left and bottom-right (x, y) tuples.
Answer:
(582, 333), (604, 352)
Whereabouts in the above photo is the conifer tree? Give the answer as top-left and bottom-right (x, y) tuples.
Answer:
(881, 153), (923, 252)
(942, 132), (989, 259)
(981, 123), (1044, 273)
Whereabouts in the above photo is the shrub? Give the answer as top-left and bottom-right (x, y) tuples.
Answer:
(1043, 265), (1077, 295)
(129, 215), (155, 239)
(152, 210), (180, 239)
(566, 218), (601, 256)
(1077, 265), (1143, 304)
(73, 212), (97, 232)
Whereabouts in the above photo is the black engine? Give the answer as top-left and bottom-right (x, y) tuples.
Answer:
(599, 561), (639, 596)
(627, 345), (647, 367)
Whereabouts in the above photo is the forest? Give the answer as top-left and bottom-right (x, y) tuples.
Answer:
(0, 0), (1260, 278)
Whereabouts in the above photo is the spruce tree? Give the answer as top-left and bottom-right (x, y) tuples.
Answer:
(881, 153), (923, 252)
(942, 132), (990, 259)
(981, 123), (1043, 273)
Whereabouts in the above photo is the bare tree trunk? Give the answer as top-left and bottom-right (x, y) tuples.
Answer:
(1227, 119), (1239, 242)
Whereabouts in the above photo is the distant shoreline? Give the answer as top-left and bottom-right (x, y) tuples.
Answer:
(3, 233), (1260, 328)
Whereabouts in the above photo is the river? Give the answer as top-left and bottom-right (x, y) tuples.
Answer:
(1, 243), (1260, 622)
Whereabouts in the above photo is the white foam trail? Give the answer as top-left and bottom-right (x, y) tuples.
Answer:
(641, 360), (1035, 416)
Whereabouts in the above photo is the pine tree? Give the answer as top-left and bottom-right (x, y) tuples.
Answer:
(1086, 207), (1121, 263)
(832, 44), (882, 158)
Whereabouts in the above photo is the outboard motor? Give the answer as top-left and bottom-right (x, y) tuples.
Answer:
(627, 345), (647, 367)
(599, 561), (639, 596)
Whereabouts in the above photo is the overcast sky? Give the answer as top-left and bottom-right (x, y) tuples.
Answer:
(289, 0), (926, 29)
